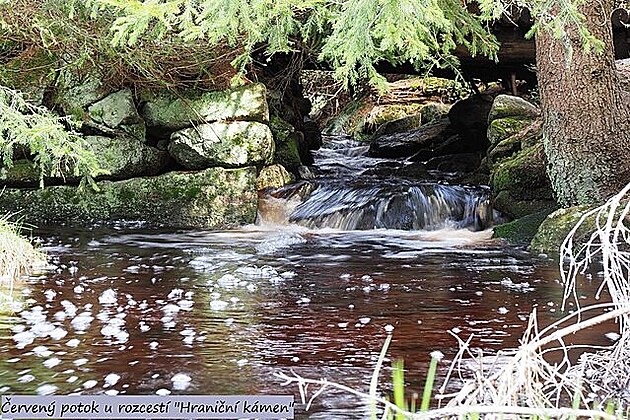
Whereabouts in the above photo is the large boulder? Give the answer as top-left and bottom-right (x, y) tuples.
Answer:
(490, 143), (556, 219)
(529, 205), (593, 255)
(270, 116), (304, 171)
(448, 94), (494, 145)
(168, 121), (274, 169)
(141, 83), (269, 133)
(0, 136), (169, 187)
(0, 167), (258, 228)
(487, 94), (540, 122)
(87, 89), (146, 141)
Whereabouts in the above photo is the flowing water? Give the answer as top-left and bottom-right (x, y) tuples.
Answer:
(0, 136), (615, 419)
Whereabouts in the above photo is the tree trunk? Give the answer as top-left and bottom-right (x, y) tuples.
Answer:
(535, 0), (630, 206)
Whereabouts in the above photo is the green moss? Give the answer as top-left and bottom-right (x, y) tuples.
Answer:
(322, 97), (372, 135)
(0, 167), (258, 228)
(404, 77), (468, 99)
(490, 143), (552, 201)
(270, 116), (302, 170)
(493, 190), (557, 220)
(493, 209), (556, 245)
(487, 117), (535, 146)
(366, 103), (425, 128)
(529, 205), (595, 256)
(141, 83), (269, 130)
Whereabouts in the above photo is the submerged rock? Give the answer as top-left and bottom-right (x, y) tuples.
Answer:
(493, 209), (556, 245)
(0, 167), (257, 228)
(169, 121), (274, 169)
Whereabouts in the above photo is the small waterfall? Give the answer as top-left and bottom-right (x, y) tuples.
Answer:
(286, 181), (492, 231)
(258, 135), (493, 231)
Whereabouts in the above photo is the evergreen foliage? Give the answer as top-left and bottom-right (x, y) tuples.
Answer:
(0, 86), (107, 189)
(83, 0), (604, 88)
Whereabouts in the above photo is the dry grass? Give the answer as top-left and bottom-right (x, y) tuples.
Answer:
(278, 182), (630, 419)
(0, 217), (46, 288)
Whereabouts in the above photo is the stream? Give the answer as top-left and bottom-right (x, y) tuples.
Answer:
(0, 136), (613, 419)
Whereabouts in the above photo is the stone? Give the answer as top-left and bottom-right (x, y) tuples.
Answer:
(256, 165), (294, 190)
(168, 121), (274, 169)
(88, 89), (140, 128)
(487, 94), (540, 123)
(493, 209), (556, 245)
(368, 120), (457, 159)
(487, 117), (535, 146)
(55, 72), (110, 118)
(372, 113), (422, 137)
(365, 103), (425, 133)
(448, 94), (494, 144)
(488, 119), (542, 165)
(270, 116), (303, 171)
(87, 89), (146, 141)
(372, 103), (451, 137)
(529, 205), (594, 256)
(85, 136), (168, 179)
(425, 153), (482, 173)
(0, 137), (169, 187)
(493, 191), (557, 220)
(0, 167), (258, 229)
(490, 143), (553, 202)
(141, 83), (269, 132)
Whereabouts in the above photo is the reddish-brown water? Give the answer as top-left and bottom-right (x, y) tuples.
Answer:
(0, 225), (615, 419)
(0, 136), (617, 419)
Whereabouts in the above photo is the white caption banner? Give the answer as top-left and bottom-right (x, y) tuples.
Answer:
(1, 395), (295, 419)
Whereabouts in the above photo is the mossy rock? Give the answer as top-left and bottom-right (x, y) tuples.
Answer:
(141, 83), (269, 132)
(394, 76), (469, 100)
(493, 209), (557, 246)
(488, 119), (542, 166)
(487, 94), (540, 123)
(490, 142), (553, 201)
(0, 137), (168, 187)
(493, 190), (557, 220)
(270, 116), (302, 170)
(322, 97), (372, 136)
(487, 117), (536, 146)
(55, 72), (111, 118)
(365, 103), (425, 132)
(169, 121), (274, 169)
(0, 167), (258, 228)
(529, 205), (595, 256)
(256, 164), (294, 190)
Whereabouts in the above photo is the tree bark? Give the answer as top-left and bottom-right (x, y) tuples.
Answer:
(535, 0), (630, 206)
